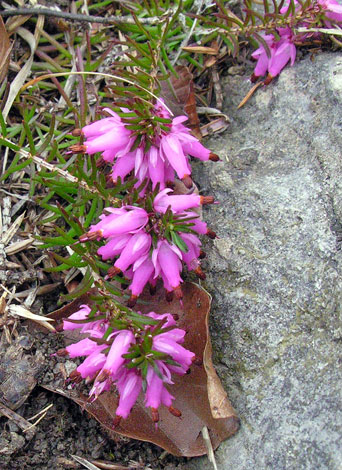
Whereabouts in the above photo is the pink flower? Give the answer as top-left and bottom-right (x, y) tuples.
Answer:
(63, 304), (90, 330)
(81, 206), (148, 240)
(64, 338), (103, 358)
(152, 240), (183, 292)
(82, 108), (131, 157)
(115, 369), (143, 418)
(111, 232), (151, 274)
(127, 257), (155, 305)
(251, 28), (296, 81)
(179, 233), (201, 271)
(144, 367), (175, 413)
(76, 347), (107, 380)
(319, 0), (342, 22)
(153, 333), (195, 370)
(110, 152), (136, 183)
(88, 330), (135, 401)
(88, 189), (212, 302)
(153, 188), (202, 213)
(97, 234), (133, 260)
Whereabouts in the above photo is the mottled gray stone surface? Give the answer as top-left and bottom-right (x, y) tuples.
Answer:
(187, 54), (342, 470)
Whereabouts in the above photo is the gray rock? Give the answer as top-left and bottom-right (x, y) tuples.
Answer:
(188, 54), (342, 470)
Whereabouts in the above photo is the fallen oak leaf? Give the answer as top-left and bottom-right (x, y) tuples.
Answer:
(137, 282), (239, 427)
(40, 283), (239, 457)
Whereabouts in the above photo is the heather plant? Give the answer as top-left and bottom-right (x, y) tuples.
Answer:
(1, 0), (342, 441)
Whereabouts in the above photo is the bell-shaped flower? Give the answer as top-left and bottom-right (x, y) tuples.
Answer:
(115, 369), (142, 419)
(146, 311), (177, 328)
(82, 109), (131, 157)
(63, 304), (91, 330)
(97, 234), (133, 260)
(152, 240), (183, 291)
(113, 233), (151, 273)
(63, 338), (103, 358)
(153, 333), (195, 370)
(76, 347), (107, 379)
(179, 233), (201, 271)
(127, 257), (155, 305)
(84, 206), (148, 240)
(94, 330), (135, 383)
(111, 152), (136, 183)
(153, 188), (201, 213)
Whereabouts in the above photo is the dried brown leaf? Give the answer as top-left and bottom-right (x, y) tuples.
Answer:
(42, 283), (239, 457)
(160, 66), (201, 139)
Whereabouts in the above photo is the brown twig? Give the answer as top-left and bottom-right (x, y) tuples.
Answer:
(0, 8), (173, 25)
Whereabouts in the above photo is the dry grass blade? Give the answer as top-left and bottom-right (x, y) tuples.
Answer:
(8, 304), (55, 332)
(5, 238), (34, 256)
(0, 16), (11, 83)
(1, 212), (26, 246)
(201, 426), (218, 470)
(2, 16), (44, 120)
(71, 455), (101, 470)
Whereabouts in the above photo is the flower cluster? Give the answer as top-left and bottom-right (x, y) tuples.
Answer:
(70, 103), (219, 191)
(80, 188), (216, 306)
(251, 0), (342, 82)
(64, 94), (218, 422)
(56, 305), (195, 425)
